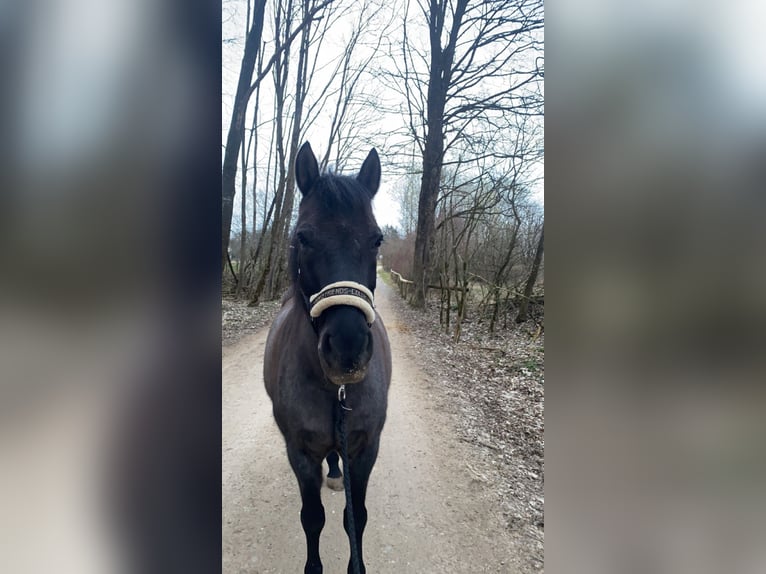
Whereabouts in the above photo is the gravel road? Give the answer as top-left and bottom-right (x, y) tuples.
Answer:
(223, 282), (522, 573)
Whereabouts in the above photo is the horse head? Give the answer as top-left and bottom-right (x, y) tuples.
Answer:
(291, 141), (383, 386)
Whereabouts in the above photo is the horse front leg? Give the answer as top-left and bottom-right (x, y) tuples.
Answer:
(286, 445), (325, 574)
(343, 439), (380, 574)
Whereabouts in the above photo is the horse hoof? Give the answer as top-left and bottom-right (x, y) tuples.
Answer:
(326, 476), (344, 491)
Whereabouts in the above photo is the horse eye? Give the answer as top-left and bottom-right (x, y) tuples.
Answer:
(297, 232), (311, 247)
(373, 235), (384, 249)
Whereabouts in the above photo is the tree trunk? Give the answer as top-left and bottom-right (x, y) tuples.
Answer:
(489, 222), (520, 332)
(235, 122), (248, 296)
(516, 225), (544, 323)
(410, 0), (469, 307)
(222, 0), (267, 272)
(411, 126), (443, 307)
(241, 42), (264, 296)
(268, 0), (311, 299)
(252, 1), (292, 303)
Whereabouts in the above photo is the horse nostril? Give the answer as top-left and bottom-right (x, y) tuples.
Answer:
(322, 334), (333, 355)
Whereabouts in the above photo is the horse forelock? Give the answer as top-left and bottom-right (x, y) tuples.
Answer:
(289, 173), (377, 287)
(313, 173), (374, 214)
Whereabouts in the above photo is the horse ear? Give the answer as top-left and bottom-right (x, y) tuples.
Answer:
(295, 142), (319, 196)
(357, 148), (381, 196)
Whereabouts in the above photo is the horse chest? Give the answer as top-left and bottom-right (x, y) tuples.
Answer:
(273, 388), (335, 450)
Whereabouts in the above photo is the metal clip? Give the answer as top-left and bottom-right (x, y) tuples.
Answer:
(338, 384), (352, 410)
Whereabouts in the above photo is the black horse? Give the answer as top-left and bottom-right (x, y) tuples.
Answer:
(264, 142), (392, 574)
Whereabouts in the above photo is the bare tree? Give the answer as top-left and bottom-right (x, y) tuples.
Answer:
(249, 0), (299, 303)
(222, 0), (332, 272)
(246, 0), (389, 303)
(222, 0), (267, 273)
(516, 223), (543, 323)
(268, 0), (315, 299)
(386, 0), (543, 306)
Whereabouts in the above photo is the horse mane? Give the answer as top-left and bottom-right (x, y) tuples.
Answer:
(280, 285), (295, 306)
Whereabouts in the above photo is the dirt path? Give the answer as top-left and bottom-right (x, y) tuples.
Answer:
(223, 282), (522, 573)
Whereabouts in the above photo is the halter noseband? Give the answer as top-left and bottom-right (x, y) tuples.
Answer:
(309, 281), (375, 325)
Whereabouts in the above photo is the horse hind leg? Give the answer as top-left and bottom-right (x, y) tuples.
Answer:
(325, 450), (344, 491)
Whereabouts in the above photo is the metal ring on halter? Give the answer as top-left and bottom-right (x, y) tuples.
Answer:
(337, 385), (352, 410)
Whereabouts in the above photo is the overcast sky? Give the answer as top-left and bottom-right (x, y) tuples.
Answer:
(222, 0), (544, 232)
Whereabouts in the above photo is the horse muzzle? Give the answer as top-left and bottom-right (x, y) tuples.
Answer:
(310, 281), (375, 386)
(322, 366), (368, 386)
(317, 325), (373, 386)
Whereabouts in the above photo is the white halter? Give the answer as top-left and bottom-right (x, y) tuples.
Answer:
(309, 281), (375, 325)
